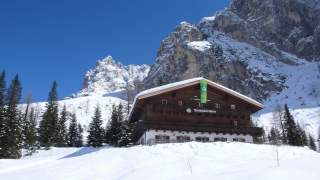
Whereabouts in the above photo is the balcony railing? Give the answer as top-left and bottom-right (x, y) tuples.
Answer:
(137, 121), (263, 136)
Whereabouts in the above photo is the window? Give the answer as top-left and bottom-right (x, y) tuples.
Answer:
(155, 135), (170, 143)
(176, 136), (190, 142)
(161, 99), (167, 105)
(233, 138), (245, 142)
(234, 120), (238, 127)
(221, 137), (227, 142)
(215, 103), (221, 109)
(231, 104), (236, 110)
(195, 137), (209, 142)
(214, 137), (227, 142)
(178, 100), (183, 106)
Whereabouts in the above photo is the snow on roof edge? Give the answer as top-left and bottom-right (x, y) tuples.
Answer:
(128, 77), (263, 120)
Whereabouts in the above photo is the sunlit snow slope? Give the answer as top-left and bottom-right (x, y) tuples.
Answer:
(0, 142), (319, 180)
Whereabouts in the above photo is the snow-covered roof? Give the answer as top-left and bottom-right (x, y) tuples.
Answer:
(129, 77), (264, 120)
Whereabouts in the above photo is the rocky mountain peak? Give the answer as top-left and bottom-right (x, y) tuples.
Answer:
(75, 56), (150, 97)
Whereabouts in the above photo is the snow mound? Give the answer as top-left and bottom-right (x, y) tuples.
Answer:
(0, 142), (319, 180)
(187, 41), (211, 52)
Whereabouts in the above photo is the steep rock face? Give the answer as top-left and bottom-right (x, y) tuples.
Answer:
(76, 56), (150, 97)
(144, 0), (320, 104)
(144, 21), (285, 101)
(213, 0), (320, 61)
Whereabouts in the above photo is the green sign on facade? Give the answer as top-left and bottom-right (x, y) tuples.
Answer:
(200, 79), (207, 104)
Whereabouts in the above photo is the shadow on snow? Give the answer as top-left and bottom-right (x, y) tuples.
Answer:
(59, 145), (111, 160)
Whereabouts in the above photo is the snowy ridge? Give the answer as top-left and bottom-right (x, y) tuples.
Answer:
(0, 142), (319, 179)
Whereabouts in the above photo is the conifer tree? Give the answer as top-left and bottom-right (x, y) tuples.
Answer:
(118, 119), (134, 147)
(105, 104), (123, 146)
(268, 127), (281, 145)
(75, 123), (83, 147)
(308, 134), (317, 151)
(87, 106), (104, 147)
(56, 105), (68, 147)
(296, 123), (308, 146)
(0, 71), (6, 158)
(67, 113), (78, 147)
(283, 104), (300, 146)
(22, 95), (38, 155)
(39, 81), (59, 149)
(2, 75), (22, 158)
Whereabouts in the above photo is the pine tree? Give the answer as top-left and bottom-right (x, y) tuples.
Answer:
(67, 113), (78, 147)
(75, 123), (83, 147)
(283, 104), (300, 146)
(105, 104), (123, 146)
(39, 81), (59, 149)
(0, 71), (6, 158)
(118, 119), (134, 147)
(296, 123), (308, 146)
(268, 127), (281, 145)
(1, 75), (22, 158)
(56, 105), (68, 147)
(22, 95), (38, 155)
(308, 134), (317, 151)
(87, 106), (104, 147)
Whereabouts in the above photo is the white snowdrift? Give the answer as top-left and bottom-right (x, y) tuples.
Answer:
(0, 142), (319, 180)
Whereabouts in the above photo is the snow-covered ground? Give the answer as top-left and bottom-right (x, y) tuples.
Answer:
(0, 142), (319, 180)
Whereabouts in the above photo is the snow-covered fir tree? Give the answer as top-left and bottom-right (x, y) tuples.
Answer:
(87, 106), (104, 147)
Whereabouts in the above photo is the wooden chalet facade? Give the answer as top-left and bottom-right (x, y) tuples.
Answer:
(129, 77), (263, 145)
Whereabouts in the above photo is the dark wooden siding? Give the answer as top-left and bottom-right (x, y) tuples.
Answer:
(131, 83), (263, 138)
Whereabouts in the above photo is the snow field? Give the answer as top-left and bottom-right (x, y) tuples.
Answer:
(0, 142), (319, 180)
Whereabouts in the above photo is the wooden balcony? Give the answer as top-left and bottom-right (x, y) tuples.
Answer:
(136, 121), (263, 136)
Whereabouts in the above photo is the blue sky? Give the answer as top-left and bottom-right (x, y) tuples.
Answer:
(0, 0), (230, 102)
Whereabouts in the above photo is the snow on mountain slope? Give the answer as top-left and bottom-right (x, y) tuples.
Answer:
(198, 29), (320, 136)
(28, 95), (126, 131)
(0, 142), (319, 180)
(256, 107), (320, 138)
(205, 30), (320, 110)
(76, 56), (150, 97)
